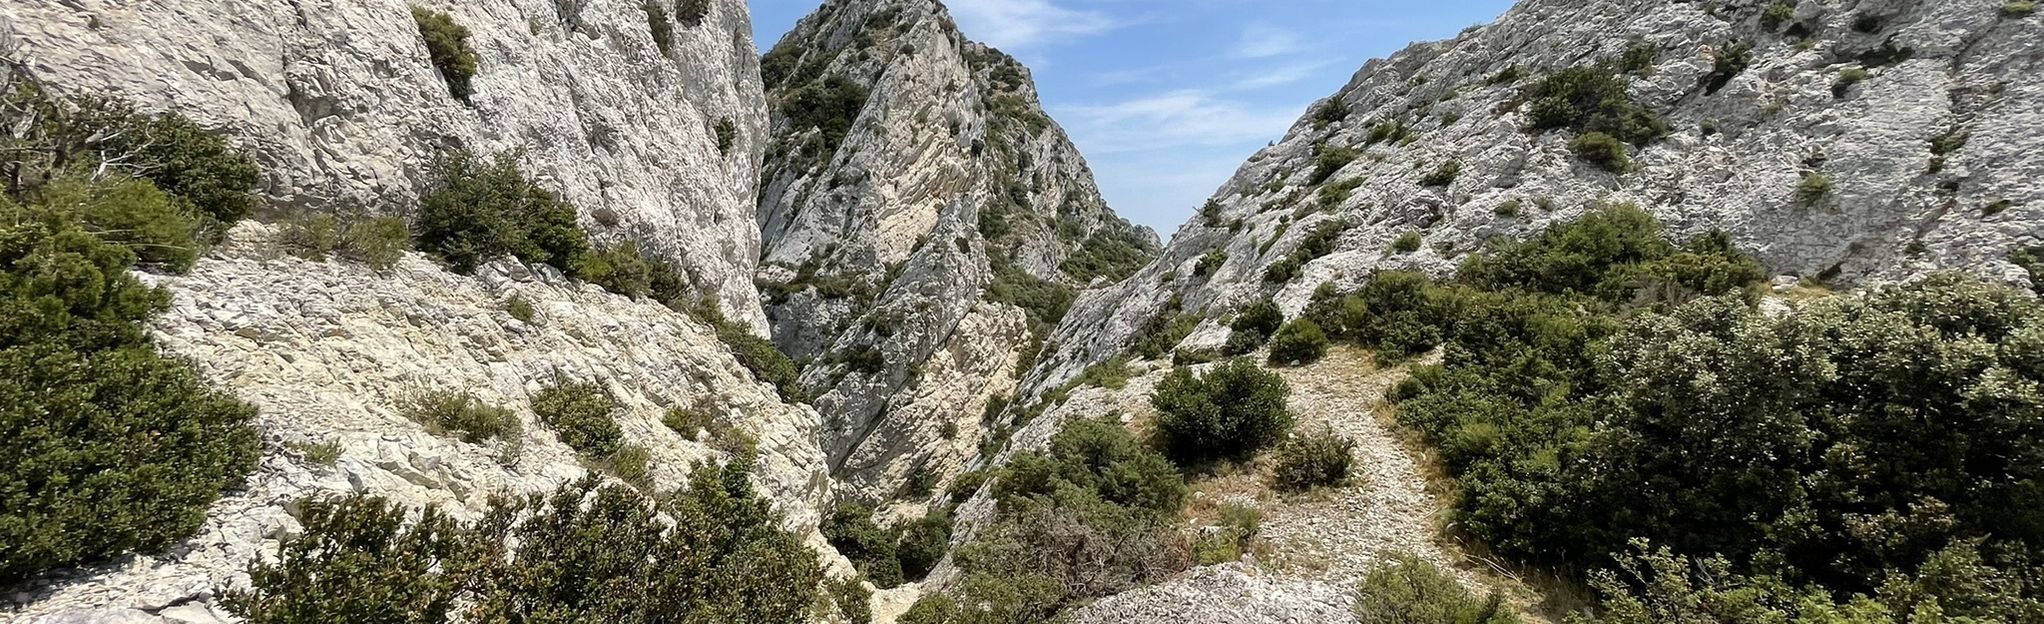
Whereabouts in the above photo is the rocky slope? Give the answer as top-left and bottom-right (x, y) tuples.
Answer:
(1, 0), (772, 329)
(754, 0), (1157, 502)
(8, 224), (842, 623)
(1031, 0), (2043, 396)
(953, 0), (2043, 618)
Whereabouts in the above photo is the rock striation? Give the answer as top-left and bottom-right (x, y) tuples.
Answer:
(755, 0), (1157, 502)
(0, 0), (773, 329)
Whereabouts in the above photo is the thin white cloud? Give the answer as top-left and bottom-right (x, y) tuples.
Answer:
(1056, 90), (1300, 155)
(1229, 60), (1332, 90)
(944, 0), (1117, 50)
(1234, 23), (1303, 59)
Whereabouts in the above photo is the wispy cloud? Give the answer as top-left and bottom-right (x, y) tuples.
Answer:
(1229, 60), (1333, 90)
(945, 0), (1118, 50)
(1233, 23), (1303, 59)
(1057, 90), (1300, 155)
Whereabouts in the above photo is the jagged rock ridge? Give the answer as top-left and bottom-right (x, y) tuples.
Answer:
(755, 0), (1159, 502)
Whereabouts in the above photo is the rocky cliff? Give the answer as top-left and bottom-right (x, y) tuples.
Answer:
(1032, 0), (2042, 396)
(1, 0), (772, 330)
(754, 0), (1157, 502)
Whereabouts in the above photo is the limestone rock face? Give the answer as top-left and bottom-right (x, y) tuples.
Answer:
(755, 0), (1157, 502)
(7, 225), (840, 623)
(0, 0), (772, 330)
(1031, 0), (2044, 396)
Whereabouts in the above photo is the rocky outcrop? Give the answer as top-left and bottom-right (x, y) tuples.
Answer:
(1031, 0), (2044, 395)
(7, 224), (841, 623)
(755, 0), (1157, 502)
(0, 0), (772, 329)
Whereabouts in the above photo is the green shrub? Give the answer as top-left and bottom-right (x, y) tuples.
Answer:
(675, 0), (711, 25)
(289, 439), (344, 468)
(1193, 249), (1229, 278)
(226, 454), (824, 623)
(42, 177), (201, 272)
(1487, 65), (1525, 85)
(1263, 220), (1346, 284)
(1312, 100), (1350, 127)
(1761, 2), (1796, 30)
(530, 377), (623, 459)
(1354, 555), (1518, 624)
(662, 405), (712, 440)
(988, 255), (1075, 330)
(1151, 359), (1293, 465)
(913, 417), (1188, 622)
(1797, 171), (1832, 204)
(1832, 67), (1871, 98)
(783, 76), (871, 157)
(1569, 131), (1631, 172)
(411, 7), (480, 102)
(412, 150), (590, 275)
(1061, 227), (1155, 285)
(1392, 232), (1423, 253)
(1193, 503), (1261, 565)
(645, 2), (673, 55)
(0, 188), (260, 583)
(281, 213), (410, 270)
(1312, 146), (1360, 184)
(1267, 318), (1329, 366)
(1524, 67), (1669, 145)
(1133, 309), (1204, 360)
(825, 502), (951, 588)
(1419, 160), (1461, 187)
(680, 300), (807, 403)
(1366, 120), (1414, 146)
(833, 576), (874, 624)
(714, 118), (738, 154)
(2007, 1), (2039, 17)
(1270, 428), (1354, 492)
(1619, 41), (1658, 75)
(401, 389), (521, 445)
(1318, 177), (1364, 207)
(1224, 300), (1285, 355)
(1701, 42), (1753, 96)
(896, 509), (953, 581)
(506, 295), (536, 323)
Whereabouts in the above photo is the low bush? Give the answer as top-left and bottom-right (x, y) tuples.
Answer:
(988, 255), (1076, 330)
(0, 177), (261, 583)
(905, 417), (1188, 623)
(1524, 67), (1669, 145)
(1193, 503), (1261, 565)
(645, 2), (673, 55)
(1267, 318), (1329, 366)
(1701, 41), (1753, 96)
(1193, 249), (1229, 278)
(1263, 220), (1345, 284)
(506, 295), (536, 323)
(530, 377), (623, 459)
(1761, 2), (1796, 31)
(280, 213), (410, 270)
(676, 0), (711, 25)
(2007, 1), (2039, 17)
(1832, 67), (1871, 98)
(1569, 131), (1630, 172)
(224, 453), (824, 623)
(401, 389), (521, 445)
(782, 76), (871, 157)
(1132, 308), (1203, 360)
(662, 405), (713, 440)
(1354, 555), (1518, 623)
(412, 7), (480, 102)
(1270, 428), (1354, 491)
(1151, 359), (1293, 465)
(1797, 171), (1832, 204)
(714, 118), (738, 154)
(1224, 300), (1284, 355)
(412, 150), (590, 275)
(1391, 232), (1422, 253)
(825, 502), (953, 589)
(1366, 120), (1414, 146)
(1419, 160), (1461, 187)
(1311, 146), (1361, 184)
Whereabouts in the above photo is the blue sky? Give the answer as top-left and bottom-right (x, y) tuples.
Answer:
(748, 0), (1516, 233)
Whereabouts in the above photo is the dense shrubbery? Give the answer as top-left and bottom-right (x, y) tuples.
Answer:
(1263, 219), (1345, 284)
(1193, 249), (1228, 278)
(1267, 318), (1328, 366)
(1224, 299), (1284, 355)
(413, 150), (590, 275)
(783, 76), (871, 157)
(823, 503), (953, 589)
(904, 417), (1189, 623)
(1353, 555), (1518, 624)
(401, 389), (521, 452)
(0, 80), (262, 583)
(530, 377), (624, 458)
(1061, 227), (1153, 285)
(280, 213), (411, 270)
(1325, 205), (2044, 619)
(412, 7), (480, 102)
(1151, 359), (1293, 465)
(1524, 67), (1669, 146)
(1312, 145), (1360, 184)
(1419, 160), (1461, 187)
(1269, 427), (1353, 492)
(1569, 131), (1630, 172)
(224, 453), (826, 623)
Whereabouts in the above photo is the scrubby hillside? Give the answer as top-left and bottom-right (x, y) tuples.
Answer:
(756, 0), (1158, 502)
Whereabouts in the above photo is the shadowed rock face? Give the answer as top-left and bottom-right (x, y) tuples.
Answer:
(0, 0), (773, 330)
(755, 0), (1157, 502)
